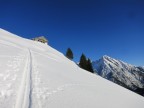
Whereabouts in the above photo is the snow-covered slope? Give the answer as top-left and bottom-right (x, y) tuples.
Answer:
(0, 28), (144, 108)
(92, 55), (144, 93)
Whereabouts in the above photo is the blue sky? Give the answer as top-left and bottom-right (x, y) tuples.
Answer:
(0, 0), (144, 66)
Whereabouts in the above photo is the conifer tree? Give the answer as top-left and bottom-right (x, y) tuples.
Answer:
(66, 48), (73, 60)
(79, 54), (87, 70)
(87, 58), (94, 73)
(79, 54), (94, 73)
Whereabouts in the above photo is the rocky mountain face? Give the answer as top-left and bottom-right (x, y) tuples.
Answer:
(92, 55), (144, 96)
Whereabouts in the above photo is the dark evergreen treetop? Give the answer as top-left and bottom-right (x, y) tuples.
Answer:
(87, 58), (94, 73)
(66, 48), (73, 60)
(79, 54), (94, 73)
(79, 53), (87, 70)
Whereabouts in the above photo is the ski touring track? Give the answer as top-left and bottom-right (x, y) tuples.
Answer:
(15, 49), (33, 108)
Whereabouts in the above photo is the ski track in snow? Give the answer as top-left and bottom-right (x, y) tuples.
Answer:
(15, 49), (33, 108)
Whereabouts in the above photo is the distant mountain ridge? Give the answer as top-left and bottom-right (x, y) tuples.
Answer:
(92, 55), (144, 96)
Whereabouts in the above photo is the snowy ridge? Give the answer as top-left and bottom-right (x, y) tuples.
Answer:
(93, 55), (144, 91)
(0, 28), (144, 108)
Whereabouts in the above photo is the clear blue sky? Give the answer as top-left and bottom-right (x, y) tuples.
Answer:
(0, 0), (144, 66)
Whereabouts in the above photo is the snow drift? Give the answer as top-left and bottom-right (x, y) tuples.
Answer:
(0, 28), (144, 108)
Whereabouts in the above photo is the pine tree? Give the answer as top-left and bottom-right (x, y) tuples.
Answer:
(79, 54), (87, 70)
(87, 58), (94, 73)
(79, 54), (94, 73)
(66, 48), (73, 60)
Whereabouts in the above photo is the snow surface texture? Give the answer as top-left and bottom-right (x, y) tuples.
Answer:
(0, 28), (144, 108)
(92, 55), (144, 90)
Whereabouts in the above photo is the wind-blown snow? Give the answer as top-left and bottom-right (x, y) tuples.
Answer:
(0, 28), (144, 108)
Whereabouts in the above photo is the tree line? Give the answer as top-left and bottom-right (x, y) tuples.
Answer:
(66, 48), (94, 73)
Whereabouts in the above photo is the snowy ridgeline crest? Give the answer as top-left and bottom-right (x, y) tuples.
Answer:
(92, 55), (144, 96)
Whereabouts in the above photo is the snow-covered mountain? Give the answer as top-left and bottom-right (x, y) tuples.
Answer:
(0, 28), (144, 108)
(92, 55), (144, 95)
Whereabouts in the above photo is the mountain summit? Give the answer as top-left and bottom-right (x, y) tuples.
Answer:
(93, 55), (144, 95)
(0, 28), (144, 108)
